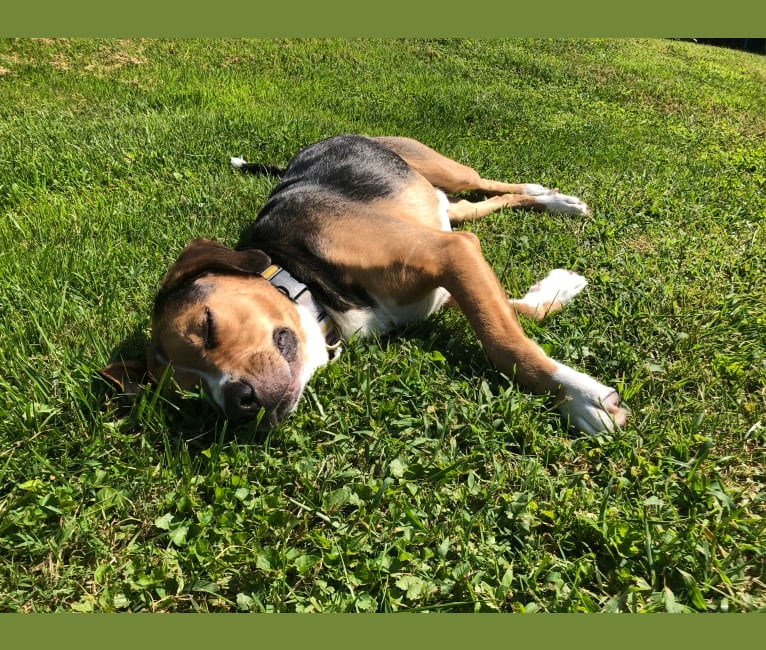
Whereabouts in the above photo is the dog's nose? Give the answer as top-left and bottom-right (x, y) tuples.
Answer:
(223, 380), (263, 420)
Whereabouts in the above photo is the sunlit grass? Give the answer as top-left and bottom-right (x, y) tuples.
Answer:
(0, 38), (764, 612)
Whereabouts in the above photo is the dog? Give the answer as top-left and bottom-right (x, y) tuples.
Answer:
(101, 135), (627, 434)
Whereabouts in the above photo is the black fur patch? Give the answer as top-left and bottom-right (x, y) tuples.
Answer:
(152, 279), (211, 321)
(238, 135), (413, 313)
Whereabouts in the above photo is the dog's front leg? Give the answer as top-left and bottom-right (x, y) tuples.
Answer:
(431, 230), (627, 434)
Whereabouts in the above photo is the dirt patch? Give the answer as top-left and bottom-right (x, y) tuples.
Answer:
(50, 53), (70, 70)
(84, 42), (148, 73)
(31, 38), (64, 46)
(30, 39), (150, 76)
(110, 50), (147, 67)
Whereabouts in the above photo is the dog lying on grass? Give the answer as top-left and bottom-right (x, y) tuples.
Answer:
(101, 135), (627, 434)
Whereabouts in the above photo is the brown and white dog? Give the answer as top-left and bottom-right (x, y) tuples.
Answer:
(101, 135), (627, 434)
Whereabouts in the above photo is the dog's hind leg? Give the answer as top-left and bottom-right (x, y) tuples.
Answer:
(375, 136), (527, 194)
(445, 193), (587, 222)
(373, 136), (588, 216)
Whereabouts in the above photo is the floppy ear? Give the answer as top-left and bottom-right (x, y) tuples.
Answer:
(159, 238), (272, 293)
(98, 358), (148, 396)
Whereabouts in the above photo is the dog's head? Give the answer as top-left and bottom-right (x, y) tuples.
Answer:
(102, 238), (327, 427)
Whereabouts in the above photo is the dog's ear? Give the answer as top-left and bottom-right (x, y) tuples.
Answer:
(98, 358), (148, 395)
(159, 238), (272, 293)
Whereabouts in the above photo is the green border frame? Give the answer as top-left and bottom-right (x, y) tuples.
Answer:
(3, 612), (765, 647)
(2, 1), (765, 36)
(2, 1), (765, 647)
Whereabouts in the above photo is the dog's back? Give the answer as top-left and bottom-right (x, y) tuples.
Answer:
(238, 135), (431, 314)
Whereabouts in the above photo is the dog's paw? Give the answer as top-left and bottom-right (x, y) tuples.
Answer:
(553, 362), (627, 435)
(533, 190), (589, 216)
(521, 183), (553, 196)
(520, 269), (587, 309)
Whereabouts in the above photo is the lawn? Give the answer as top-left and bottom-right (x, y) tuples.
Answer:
(0, 38), (764, 612)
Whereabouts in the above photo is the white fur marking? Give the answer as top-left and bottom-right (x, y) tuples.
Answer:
(552, 361), (622, 435)
(533, 190), (589, 216)
(295, 303), (332, 386)
(435, 188), (452, 232)
(230, 156), (246, 169)
(521, 183), (551, 196)
(519, 269), (587, 309)
(327, 287), (450, 340)
(170, 364), (227, 411)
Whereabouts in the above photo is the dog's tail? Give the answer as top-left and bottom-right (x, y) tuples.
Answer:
(230, 157), (286, 177)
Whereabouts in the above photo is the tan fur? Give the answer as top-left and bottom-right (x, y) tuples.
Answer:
(149, 275), (300, 391)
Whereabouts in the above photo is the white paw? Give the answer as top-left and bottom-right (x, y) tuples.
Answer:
(519, 269), (587, 309)
(553, 362), (627, 435)
(521, 183), (552, 196)
(230, 156), (247, 168)
(533, 190), (589, 216)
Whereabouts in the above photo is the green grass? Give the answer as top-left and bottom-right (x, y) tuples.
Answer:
(0, 38), (764, 612)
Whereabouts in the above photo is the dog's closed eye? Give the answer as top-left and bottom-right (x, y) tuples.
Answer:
(273, 327), (297, 361)
(203, 307), (217, 350)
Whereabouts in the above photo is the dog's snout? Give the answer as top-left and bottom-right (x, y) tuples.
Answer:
(236, 380), (258, 407)
(223, 380), (263, 420)
(222, 378), (288, 422)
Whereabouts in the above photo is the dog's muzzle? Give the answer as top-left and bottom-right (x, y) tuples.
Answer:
(221, 375), (296, 426)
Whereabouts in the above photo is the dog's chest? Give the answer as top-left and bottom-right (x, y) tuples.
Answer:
(326, 288), (451, 340)
(326, 187), (451, 339)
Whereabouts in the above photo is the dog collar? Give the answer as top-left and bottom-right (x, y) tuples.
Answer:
(261, 264), (341, 358)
